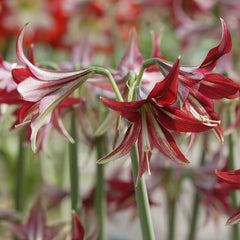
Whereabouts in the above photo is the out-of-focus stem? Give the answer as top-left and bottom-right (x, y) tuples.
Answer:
(95, 137), (107, 240)
(69, 114), (80, 216)
(187, 137), (206, 240)
(167, 199), (176, 240)
(14, 130), (26, 213)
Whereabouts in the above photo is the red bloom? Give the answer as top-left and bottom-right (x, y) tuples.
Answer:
(99, 58), (217, 184)
(5, 198), (64, 240)
(215, 169), (240, 225)
(12, 24), (94, 151)
(149, 19), (240, 143)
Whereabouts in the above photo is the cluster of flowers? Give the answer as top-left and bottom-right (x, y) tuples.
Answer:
(1, 16), (240, 238)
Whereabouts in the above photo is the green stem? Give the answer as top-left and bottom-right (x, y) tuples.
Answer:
(130, 143), (155, 240)
(187, 138), (206, 240)
(14, 130), (26, 213)
(167, 199), (176, 240)
(95, 137), (107, 240)
(69, 114), (80, 215)
(92, 66), (123, 102)
(228, 110), (239, 240)
(136, 58), (162, 87)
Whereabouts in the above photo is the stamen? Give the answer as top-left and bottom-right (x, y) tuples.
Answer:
(141, 106), (153, 176)
(199, 115), (221, 124)
(144, 145), (152, 175)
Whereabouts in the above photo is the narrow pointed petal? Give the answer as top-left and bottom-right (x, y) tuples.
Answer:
(26, 198), (45, 240)
(101, 97), (146, 122)
(30, 73), (91, 152)
(186, 93), (224, 143)
(150, 29), (165, 59)
(215, 169), (240, 185)
(147, 57), (180, 106)
(147, 113), (189, 164)
(97, 121), (141, 164)
(72, 212), (85, 240)
(195, 19), (232, 74)
(51, 109), (74, 143)
(226, 208), (240, 225)
(155, 105), (217, 132)
(199, 74), (240, 99)
(118, 29), (144, 75)
(16, 24), (92, 81)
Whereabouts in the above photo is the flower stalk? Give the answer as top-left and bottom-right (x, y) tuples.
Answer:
(95, 136), (107, 240)
(167, 199), (176, 240)
(187, 136), (207, 240)
(130, 143), (156, 240)
(69, 113), (80, 216)
(14, 130), (26, 213)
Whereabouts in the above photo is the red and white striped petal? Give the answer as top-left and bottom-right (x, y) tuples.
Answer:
(101, 97), (146, 122)
(146, 111), (189, 165)
(195, 19), (232, 74)
(97, 121), (141, 164)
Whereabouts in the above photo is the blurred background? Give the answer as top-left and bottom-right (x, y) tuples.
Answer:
(1, 0), (240, 239)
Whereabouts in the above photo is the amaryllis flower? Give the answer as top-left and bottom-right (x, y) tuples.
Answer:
(4, 198), (65, 240)
(145, 19), (240, 143)
(215, 169), (240, 225)
(12, 24), (94, 151)
(98, 58), (217, 184)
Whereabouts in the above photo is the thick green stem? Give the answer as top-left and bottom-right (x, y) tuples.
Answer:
(228, 110), (239, 240)
(95, 137), (107, 240)
(187, 139), (206, 240)
(167, 200), (176, 240)
(69, 114), (80, 215)
(14, 130), (26, 212)
(130, 143), (155, 240)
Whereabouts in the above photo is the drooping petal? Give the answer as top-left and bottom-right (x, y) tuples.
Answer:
(195, 19), (232, 74)
(147, 57), (180, 106)
(16, 23), (93, 81)
(146, 112), (190, 165)
(186, 93), (224, 143)
(198, 73), (240, 99)
(51, 109), (74, 143)
(100, 97), (146, 122)
(226, 207), (240, 225)
(50, 97), (83, 143)
(72, 212), (85, 240)
(154, 105), (217, 132)
(97, 121), (141, 164)
(30, 73), (92, 152)
(215, 169), (240, 185)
